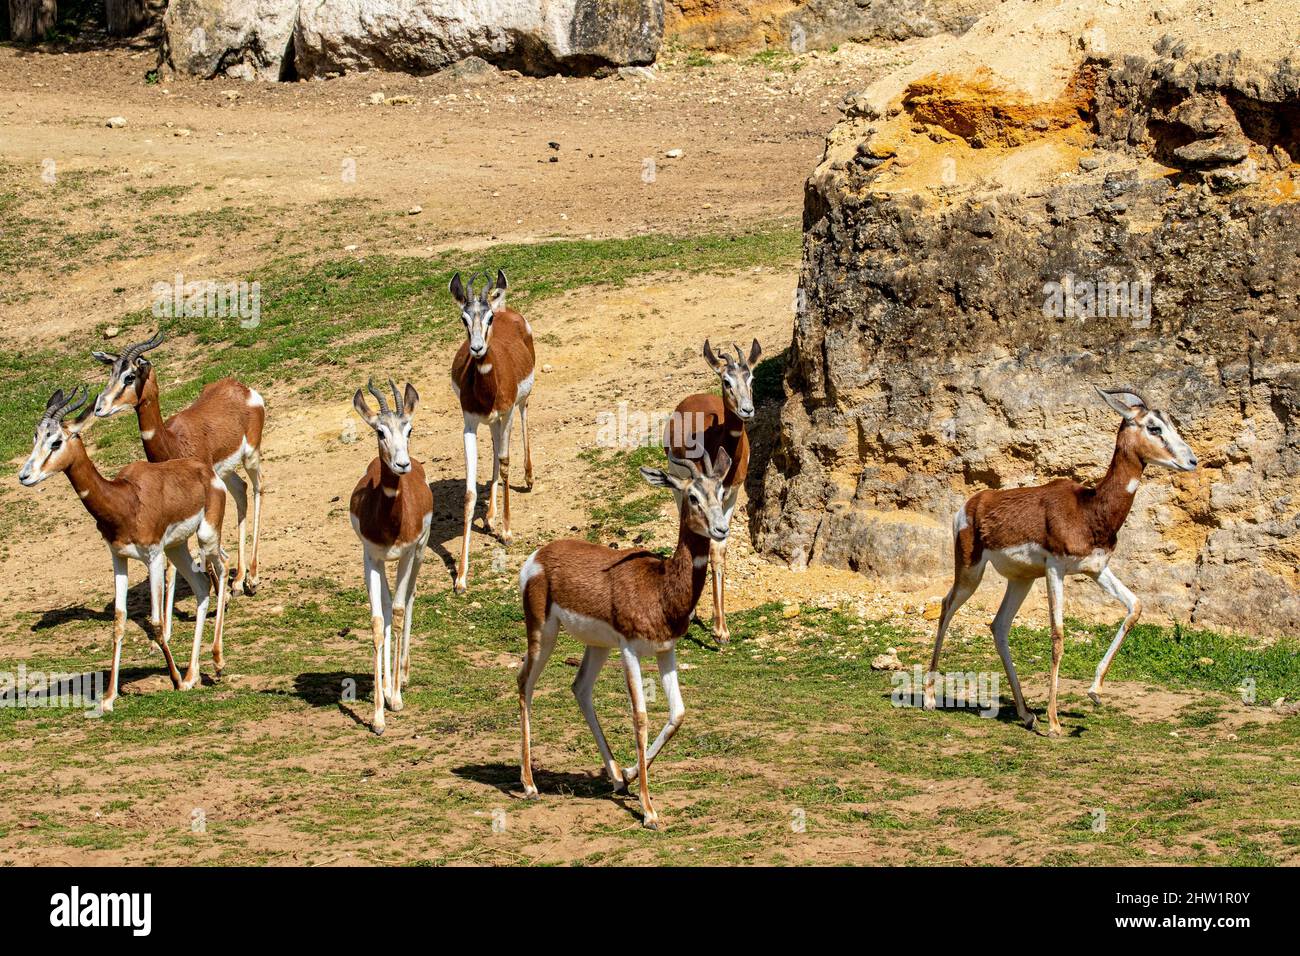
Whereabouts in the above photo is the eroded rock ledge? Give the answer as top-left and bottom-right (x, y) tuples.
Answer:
(755, 22), (1299, 635)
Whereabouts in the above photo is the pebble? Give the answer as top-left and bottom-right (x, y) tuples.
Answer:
(665, 148), (684, 159)
(408, 205), (422, 215)
(106, 116), (127, 128)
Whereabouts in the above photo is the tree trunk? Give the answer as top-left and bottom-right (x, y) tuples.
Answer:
(104, 0), (149, 36)
(7, 0), (56, 42)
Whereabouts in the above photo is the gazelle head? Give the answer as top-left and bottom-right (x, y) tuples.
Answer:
(353, 377), (419, 475)
(704, 338), (761, 422)
(91, 330), (164, 417)
(640, 447), (734, 542)
(19, 387), (95, 486)
(1096, 385), (1198, 472)
(450, 269), (507, 361)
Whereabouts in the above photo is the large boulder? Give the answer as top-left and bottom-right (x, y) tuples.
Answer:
(164, 0), (664, 80)
(754, 0), (1300, 635)
(162, 0), (299, 80)
(295, 0), (663, 76)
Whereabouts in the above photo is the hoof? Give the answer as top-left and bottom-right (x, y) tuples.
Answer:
(922, 693), (937, 711)
(230, 578), (246, 598)
(372, 722), (386, 736)
(1087, 689), (1102, 707)
(213, 666), (224, 681)
(642, 816), (660, 831)
(522, 787), (540, 801)
(98, 696), (116, 714)
(454, 580), (467, 595)
(1023, 712), (1037, 731)
(244, 577), (258, 596)
(389, 698), (405, 713)
(179, 678), (199, 692)
(525, 478), (534, 491)
(614, 773), (631, 795)
(715, 631), (730, 646)
(501, 531), (513, 546)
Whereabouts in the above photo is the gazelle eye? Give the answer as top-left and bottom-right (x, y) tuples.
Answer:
(50, 439), (62, 451)
(123, 373), (135, 385)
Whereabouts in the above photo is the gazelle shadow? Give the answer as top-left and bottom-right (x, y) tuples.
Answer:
(453, 762), (641, 820)
(291, 670), (376, 730)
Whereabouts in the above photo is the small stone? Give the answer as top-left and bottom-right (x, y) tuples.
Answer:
(781, 603), (801, 619)
(665, 148), (684, 159)
(1079, 156), (1102, 171)
(541, 363), (554, 373)
(104, 326), (120, 339)
(174, 128), (192, 137)
(220, 90), (240, 101)
(407, 205), (422, 215)
(106, 116), (127, 128)
(344, 244), (359, 252)
(368, 92), (386, 105)
(1197, 657), (1214, 666)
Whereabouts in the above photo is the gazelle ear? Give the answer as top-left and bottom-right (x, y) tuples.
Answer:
(710, 446), (733, 480)
(488, 269), (507, 310)
(449, 272), (468, 307)
(703, 339), (726, 373)
(402, 382), (420, 417)
(91, 350), (118, 366)
(640, 466), (687, 491)
(747, 338), (762, 367)
(1095, 386), (1146, 420)
(352, 389), (377, 428)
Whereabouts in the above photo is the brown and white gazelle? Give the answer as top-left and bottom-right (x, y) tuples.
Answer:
(19, 387), (229, 711)
(924, 386), (1199, 736)
(349, 379), (433, 735)
(450, 270), (535, 594)
(92, 331), (266, 596)
(664, 338), (760, 643)
(517, 447), (734, 829)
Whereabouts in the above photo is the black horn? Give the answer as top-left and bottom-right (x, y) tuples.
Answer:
(367, 377), (391, 415)
(121, 329), (164, 365)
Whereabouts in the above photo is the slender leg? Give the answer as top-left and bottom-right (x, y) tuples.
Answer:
(391, 547), (419, 706)
(455, 419), (478, 594)
(244, 454), (263, 595)
(102, 554), (129, 713)
(620, 641), (658, 829)
(990, 576), (1035, 728)
(709, 539), (728, 643)
(518, 612), (557, 797)
(485, 420), (502, 533)
(519, 398), (534, 490)
(923, 559), (986, 708)
(499, 412), (514, 545)
(162, 550), (178, 674)
(209, 551), (228, 678)
(380, 558), (395, 712)
(1045, 561), (1066, 737)
(365, 553), (386, 735)
(153, 549), (184, 688)
(222, 471), (249, 598)
(571, 646), (624, 790)
(623, 648), (686, 784)
(1087, 566), (1141, 705)
(174, 554), (210, 691)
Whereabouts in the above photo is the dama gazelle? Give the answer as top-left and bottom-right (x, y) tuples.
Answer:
(349, 379), (433, 735)
(92, 331), (265, 597)
(449, 270), (535, 594)
(19, 387), (229, 711)
(924, 386), (1199, 736)
(517, 448), (734, 829)
(664, 338), (761, 643)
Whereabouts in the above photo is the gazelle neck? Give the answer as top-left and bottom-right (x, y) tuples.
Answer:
(661, 509), (713, 624)
(1091, 426), (1145, 539)
(134, 367), (173, 460)
(62, 438), (119, 522)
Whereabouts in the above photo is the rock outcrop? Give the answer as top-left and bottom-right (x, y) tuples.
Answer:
(163, 0), (664, 80)
(665, 0), (994, 54)
(754, 0), (1300, 636)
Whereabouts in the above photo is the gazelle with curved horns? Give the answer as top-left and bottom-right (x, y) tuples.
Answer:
(92, 331), (266, 597)
(517, 446), (734, 829)
(450, 269), (535, 594)
(349, 378), (433, 735)
(664, 337), (761, 643)
(924, 386), (1199, 736)
(19, 387), (229, 711)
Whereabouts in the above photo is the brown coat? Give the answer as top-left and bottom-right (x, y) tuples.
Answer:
(451, 308), (535, 418)
(956, 425), (1144, 568)
(350, 457), (434, 548)
(135, 365), (265, 466)
(664, 393), (749, 490)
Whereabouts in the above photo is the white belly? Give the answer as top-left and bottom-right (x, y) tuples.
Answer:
(988, 543), (1111, 579)
(550, 603), (672, 657)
